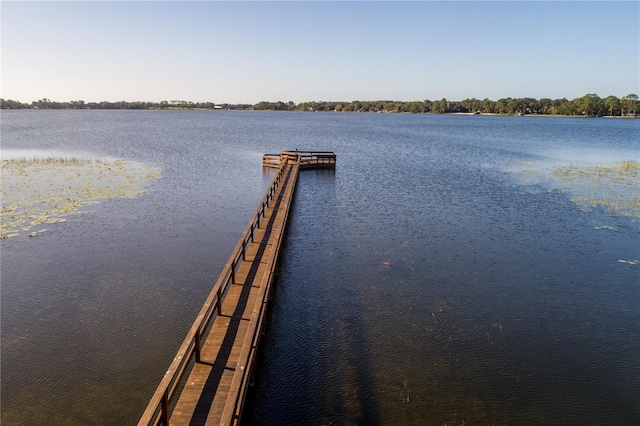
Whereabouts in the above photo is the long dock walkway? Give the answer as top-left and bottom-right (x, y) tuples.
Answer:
(139, 151), (336, 426)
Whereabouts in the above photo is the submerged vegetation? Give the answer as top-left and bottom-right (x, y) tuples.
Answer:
(511, 160), (640, 218)
(0, 155), (161, 239)
(510, 159), (639, 267)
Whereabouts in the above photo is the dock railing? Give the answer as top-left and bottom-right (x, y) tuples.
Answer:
(138, 161), (289, 426)
(263, 151), (336, 169)
(262, 153), (283, 168)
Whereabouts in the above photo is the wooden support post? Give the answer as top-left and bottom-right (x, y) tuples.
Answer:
(216, 287), (222, 314)
(231, 261), (236, 284)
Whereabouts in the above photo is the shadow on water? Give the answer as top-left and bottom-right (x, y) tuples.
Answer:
(244, 168), (381, 424)
(323, 305), (381, 425)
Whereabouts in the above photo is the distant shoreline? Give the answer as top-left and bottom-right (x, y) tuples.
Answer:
(2, 94), (638, 117)
(2, 108), (638, 119)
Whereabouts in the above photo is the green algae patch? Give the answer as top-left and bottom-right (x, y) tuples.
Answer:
(509, 160), (640, 218)
(1, 156), (161, 239)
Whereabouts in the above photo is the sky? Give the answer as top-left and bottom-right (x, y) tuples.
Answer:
(1, 1), (638, 104)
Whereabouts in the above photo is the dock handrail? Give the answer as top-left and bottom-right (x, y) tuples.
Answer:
(263, 151), (336, 169)
(138, 161), (289, 426)
(262, 153), (283, 168)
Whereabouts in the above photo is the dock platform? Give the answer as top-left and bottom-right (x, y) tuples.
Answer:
(139, 150), (336, 426)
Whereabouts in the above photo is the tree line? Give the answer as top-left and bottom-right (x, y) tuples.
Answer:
(2, 94), (638, 116)
(255, 94), (639, 116)
(0, 99), (252, 111)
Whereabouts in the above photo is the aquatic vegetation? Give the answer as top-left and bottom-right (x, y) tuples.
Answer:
(509, 160), (640, 218)
(507, 159), (639, 267)
(1, 156), (161, 239)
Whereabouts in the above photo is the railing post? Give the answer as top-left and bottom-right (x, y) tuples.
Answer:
(231, 261), (236, 284)
(160, 390), (169, 426)
(216, 287), (222, 314)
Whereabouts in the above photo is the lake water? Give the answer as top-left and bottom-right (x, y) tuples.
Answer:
(1, 110), (638, 425)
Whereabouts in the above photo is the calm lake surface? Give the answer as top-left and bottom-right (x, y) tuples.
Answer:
(1, 110), (638, 425)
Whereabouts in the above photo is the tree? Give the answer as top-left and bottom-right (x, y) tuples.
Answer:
(622, 94), (638, 116)
(495, 98), (509, 114)
(538, 98), (552, 115)
(35, 98), (51, 109)
(575, 94), (603, 116)
(551, 98), (571, 115)
(603, 96), (621, 116)
(507, 98), (520, 114)
(343, 100), (362, 112)
(482, 98), (495, 113)
(432, 98), (448, 114)
(0, 99), (29, 109)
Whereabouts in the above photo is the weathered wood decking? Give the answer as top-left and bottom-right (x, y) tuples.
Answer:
(139, 151), (335, 426)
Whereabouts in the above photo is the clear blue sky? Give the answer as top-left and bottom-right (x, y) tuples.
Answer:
(2, 1), (638, 104)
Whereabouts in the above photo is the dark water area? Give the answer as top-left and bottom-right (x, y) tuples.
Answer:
(1, 111), (639, 424)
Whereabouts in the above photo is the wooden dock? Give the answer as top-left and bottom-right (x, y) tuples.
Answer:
(139, 151), (336, 426)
